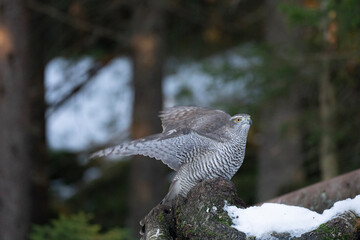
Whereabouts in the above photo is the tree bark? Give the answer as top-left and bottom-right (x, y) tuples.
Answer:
(128, 0), (168, 236)
(0, 0), (32, 239)
(141, 178), (247, 240)
(28, 9), (49, 225)
(295, 211), (359, 240)
(263, 168), (360, 213)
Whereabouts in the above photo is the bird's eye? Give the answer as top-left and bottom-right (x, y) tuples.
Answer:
(235, 117), (241, 122)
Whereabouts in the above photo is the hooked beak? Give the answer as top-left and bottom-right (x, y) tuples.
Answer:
(247, 117), (252, 126)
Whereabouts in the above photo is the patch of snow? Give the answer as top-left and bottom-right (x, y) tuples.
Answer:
(224, 195), (360, 239)
(155, 228), (160, 237)
(212, 206), (218, 213)
(166, 129), (177, 135)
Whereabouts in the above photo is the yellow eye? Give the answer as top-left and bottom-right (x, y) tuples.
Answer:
(235, 117), (241, 122)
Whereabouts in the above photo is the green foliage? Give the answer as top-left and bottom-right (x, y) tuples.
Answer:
(279, 3), (323, 27)
(30, 213), (133, 240)
(68, 161), (131, 230)
(280, 0), (360, 50)
(332, 0), (360, 49)
(330, 0), (360, 30)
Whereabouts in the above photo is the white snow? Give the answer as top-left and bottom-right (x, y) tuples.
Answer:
(155, 228), (160, 237)
(212, 206), (218, 213)
(206, 206), (219, 213)
(166, 129), (177, 135)
(224, 195), (360, 239)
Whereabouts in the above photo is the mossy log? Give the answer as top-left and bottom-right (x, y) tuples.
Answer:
(295, 211), (360, 240)
(140, 178), (360, 240)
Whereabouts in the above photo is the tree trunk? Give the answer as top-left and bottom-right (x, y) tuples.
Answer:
(141, 178), (247, 240)
(128, 0), (168, 236)
(319, 2), (338, 180)
(0, 0), (32, 239)
(28, 10), (49, 224)
(257, 0), (305, 201)
(319, 58), (338, 180)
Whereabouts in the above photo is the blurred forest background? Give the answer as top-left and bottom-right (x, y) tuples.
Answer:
(1, 0), (360, 239)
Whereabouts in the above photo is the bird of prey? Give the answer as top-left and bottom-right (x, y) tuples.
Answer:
(90, 106), (252, 204)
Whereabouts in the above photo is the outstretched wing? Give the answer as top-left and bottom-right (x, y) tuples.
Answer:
(90, 106), (230, 170)
(89, 131), (216, 170)
(90, 134), (178, 169)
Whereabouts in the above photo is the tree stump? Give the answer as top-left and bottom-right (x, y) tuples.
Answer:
(140, 178), (360, 239)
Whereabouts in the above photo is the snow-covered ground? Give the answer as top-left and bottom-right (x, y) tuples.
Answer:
(224, 195), (360, 239)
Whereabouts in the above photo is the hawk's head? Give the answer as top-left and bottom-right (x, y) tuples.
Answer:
(229, 114), (252, 133)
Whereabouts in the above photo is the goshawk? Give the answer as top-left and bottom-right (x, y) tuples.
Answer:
(90, 106), (252, 204)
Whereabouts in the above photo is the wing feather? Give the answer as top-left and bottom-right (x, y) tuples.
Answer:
(90, 131), (217, 171)
(159, 106), (230, 137)
(90, 106), (231, 170)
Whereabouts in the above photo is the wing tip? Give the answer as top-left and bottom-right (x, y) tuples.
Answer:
(89, 147), (115, 159)
(89, 150), (104, 159)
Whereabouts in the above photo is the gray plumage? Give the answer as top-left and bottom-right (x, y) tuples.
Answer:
(90, 106), (252, 204)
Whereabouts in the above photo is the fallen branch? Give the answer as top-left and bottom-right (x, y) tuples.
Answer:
(265, 168), (360, 213)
